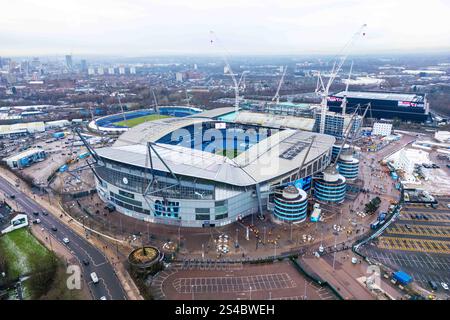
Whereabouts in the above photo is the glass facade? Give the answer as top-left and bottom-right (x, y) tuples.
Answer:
(314, 179), (347, 203)
(337, 158), (359, 180)
(273, 196), (308, 222)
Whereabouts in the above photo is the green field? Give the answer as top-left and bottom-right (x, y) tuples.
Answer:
(0, 228), (54, 281)
(115, 114), (172, 128)
(215, 149), (242, 159)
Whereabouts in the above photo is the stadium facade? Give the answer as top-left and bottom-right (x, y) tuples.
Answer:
(92, 108), (335, 227)
(327, 91), (430, 122)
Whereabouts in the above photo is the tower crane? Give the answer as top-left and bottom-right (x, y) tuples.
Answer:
(151, 89), (159, 113)
(316, 24), (367, 134)
(272, 66), (287, 105)
(209, 30), (240, 114)
(341, 61), (353, 115)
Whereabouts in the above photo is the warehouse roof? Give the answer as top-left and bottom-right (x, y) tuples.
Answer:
(332, 91), (424, 103)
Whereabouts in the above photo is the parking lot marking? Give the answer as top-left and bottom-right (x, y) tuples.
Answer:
(386, 225), (450, 238)
(378, 236), (450, 254)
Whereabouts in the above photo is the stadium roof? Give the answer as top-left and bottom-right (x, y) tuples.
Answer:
(97, 118), (334, 187)
(332, 91), (424, 102)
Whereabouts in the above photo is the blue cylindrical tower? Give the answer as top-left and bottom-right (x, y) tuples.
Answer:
(273, 185), (308, 223)
(337, 149), (359, 180)
(314, 166), (347, 203)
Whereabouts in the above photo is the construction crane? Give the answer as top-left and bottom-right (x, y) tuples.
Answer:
(332, 106), (361, 165)
(341, 61), (353, 115)
(316, 24), (367, 134)
(151, 89), (159, 113)
(238, 70), (249, 93)
(209, 30), (240, 114)
(272, 66), (287, 105)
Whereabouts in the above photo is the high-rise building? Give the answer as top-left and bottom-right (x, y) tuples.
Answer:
(175, 72), (184, 82)
(80, 59), (88, 72)
(108, 67), (115, 75)
(65, 55), (73, 70)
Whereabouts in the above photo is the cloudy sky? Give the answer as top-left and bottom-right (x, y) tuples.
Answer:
(1, 0), (449, 56)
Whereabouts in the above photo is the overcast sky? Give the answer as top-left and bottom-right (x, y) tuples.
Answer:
(1, 0), (450, 56)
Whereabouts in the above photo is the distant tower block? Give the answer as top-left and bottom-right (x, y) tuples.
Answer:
(273, 185), (308, 223)
(314, 166), (347, 203)
(337, 149), (359, 180)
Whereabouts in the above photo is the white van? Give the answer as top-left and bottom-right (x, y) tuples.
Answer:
(90, 272), (99, 284)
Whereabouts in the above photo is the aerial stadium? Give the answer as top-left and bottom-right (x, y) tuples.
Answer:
(91, 108), (336, 227)
(88, 106), (203, 133)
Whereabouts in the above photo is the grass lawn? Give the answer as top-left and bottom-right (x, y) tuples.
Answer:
(215, 149), (242, 159)
(0, 228), (53, 281)
(115, 114), (172, 128)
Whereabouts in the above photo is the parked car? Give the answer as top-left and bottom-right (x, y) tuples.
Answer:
(82, 259), (90, 266)
(429, 280), (438, 291)
(441, 282), (449, 290)
(42, 211), (48, 216)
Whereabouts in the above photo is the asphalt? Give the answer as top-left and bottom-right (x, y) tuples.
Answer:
(0, 176), (127, 300)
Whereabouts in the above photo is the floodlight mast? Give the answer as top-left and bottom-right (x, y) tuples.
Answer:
(317, 24), (367, 134)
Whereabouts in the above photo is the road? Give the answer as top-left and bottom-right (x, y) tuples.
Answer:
(0, 176), (127, 300)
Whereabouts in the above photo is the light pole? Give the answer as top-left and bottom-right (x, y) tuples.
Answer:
(249, 286), (252, 301)
(191, 285), (194, 300)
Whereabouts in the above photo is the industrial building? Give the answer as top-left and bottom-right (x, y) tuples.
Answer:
(4, 148), (46, 169)
(91, 109), (335, 227)
(327, 91), (430, 122)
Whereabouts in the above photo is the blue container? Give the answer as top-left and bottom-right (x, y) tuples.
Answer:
(53, 132), (65, 139)
(393, 271), (413, 285)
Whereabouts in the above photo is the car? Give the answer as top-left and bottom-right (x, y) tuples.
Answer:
(441, 282), (449, 290)
(405, 224), (411, 230)
(62, 237), (69, 244)
(100, 296), (107, 300)
(415, 214), (421, 219)
(32, 211), (39, 216)
(51, 225), (57, 232)
(32, 219), (41, 224)
(423, 215), (429, 220)
(90, 272), (99, 284)
(447, 203), (450, 209)
(8, 194), (15, 199)
(429, 280), (438, 291)
(42, 211), (48, 216)
(82, 259), (90, 266)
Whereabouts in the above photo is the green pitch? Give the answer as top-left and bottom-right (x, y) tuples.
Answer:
(115, 114), (172, 127)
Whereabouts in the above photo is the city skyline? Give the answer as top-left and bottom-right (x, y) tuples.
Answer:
(1, 0), (450, 56)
